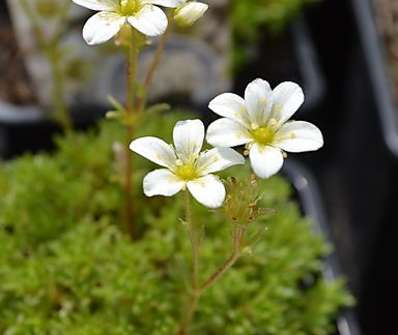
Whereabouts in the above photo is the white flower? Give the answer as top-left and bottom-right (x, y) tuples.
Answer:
(130, 119), (245, 208)
(206, 79), (324, 179)
(174, 1), (208, 27)
(72, 0), (182, 45)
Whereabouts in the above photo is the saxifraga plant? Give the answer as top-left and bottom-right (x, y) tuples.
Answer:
(0, 112), (353, 334)
(0, 1), (352, 334)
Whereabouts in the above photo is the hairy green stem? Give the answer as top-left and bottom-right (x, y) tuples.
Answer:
(124, 32), (140, 237)
(135, 12), (173, 114)
(177, 191), (201, 335)
(200, 227), (244, 292)
(186, 191), (200, 291)
(177, 210), (246, 334)
(177, 291), (200, 335)
(49, 45), (72, 131)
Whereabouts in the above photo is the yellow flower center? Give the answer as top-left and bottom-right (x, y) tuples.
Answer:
(119, 0), (140, 16)
(251, 126), (275, 145)
(175, 164), (198, 181)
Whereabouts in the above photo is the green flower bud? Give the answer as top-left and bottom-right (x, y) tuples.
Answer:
(224, 175), (262, 225)
(174, 1), (208, 27)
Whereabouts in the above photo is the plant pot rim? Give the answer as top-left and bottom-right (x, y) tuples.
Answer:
(0, 101), (109, 126)
(351, 0), (398, 158)
(291, 17), (326, 114)
(0, 101), (44, 124)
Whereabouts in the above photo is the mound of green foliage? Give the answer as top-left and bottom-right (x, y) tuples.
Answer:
(0, 111), (352, 334)
(231, 0), (317, 69)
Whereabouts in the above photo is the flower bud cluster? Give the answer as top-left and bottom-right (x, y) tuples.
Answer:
(223, 175), (262, 226)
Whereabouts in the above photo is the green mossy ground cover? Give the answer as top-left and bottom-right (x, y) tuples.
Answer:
(0, 111), (352, 334)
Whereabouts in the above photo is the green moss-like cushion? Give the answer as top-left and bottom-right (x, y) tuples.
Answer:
(0, 111), (352, 334)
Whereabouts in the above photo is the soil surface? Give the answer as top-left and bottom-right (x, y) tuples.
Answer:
(375, 0), (398, 105)
(0, 5), (37, 105)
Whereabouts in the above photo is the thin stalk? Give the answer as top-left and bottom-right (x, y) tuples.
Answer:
(49, 1), (73, 131)
(49, 45), (72, 131)
(51, 2), (72, 43)
(135, 12), (173, 114)
(177, 291), (200, 335)
(200, 227), (244, 292)
(177, 191), (201, 335)
(186, 191), (200, 291)
(124, 33), (139, 237)
(177, 221), (245, 335)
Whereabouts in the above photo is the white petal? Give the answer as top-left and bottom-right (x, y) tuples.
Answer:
(173, 119), (204, 163)
(127, 5), (168, 37)
(72, 0), (117, 11)
(206, 118), (252, 148)
(196, 148), (245, 175)
(274, 121), (324, 153)
(187, 175), (226, 208)
(82, 12), (125, 45)
(144, 0), (183, 7)
(174, 2), (208, 26)
(129, 137), (177, 169)
(208, 93), (250, 127)
(143, 169), (185, 197)
(271, 82), (304, 125)
(244, 78), (272, 127)
(249, 144), (284, 179)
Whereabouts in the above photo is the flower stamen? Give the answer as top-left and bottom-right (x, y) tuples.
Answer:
(251, 126), (275, 145)
(119, 0), (141, 16)
(175, 164), (198, 181)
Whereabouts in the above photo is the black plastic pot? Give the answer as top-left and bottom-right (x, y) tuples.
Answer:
(0, 103), (107, 159)
(284, 160), (361, 335)
(234, 17), (325, 116)
(351, 0), (398, 158)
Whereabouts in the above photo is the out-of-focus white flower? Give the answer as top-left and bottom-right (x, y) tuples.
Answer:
(130, 119), (244, 208)
(206, 79), (324, 179)
(72, 0), (182, 45)
(174, 1), (208, 27)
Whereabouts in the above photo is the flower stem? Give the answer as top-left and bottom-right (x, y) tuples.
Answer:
(49, 44), (72, 131)
(177, 291), (200, 335)
(185, 191), (200, 290)
(135, 12), (173, 114)
(177, 217), (246, 334)
(200, 226), (244, 292)
(177, 191), (201, 335)
(124, 32), (139, 237)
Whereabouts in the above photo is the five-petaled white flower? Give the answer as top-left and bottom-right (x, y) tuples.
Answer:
(174, 1), (208, 27)
(130, 119), (245, 208)
(72, 0), (182, 45)
(206, 79), (324, 179)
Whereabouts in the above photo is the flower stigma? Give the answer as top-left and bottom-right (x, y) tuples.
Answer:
(119, 0), (141, 16)
(251, 126), (275, 145)
(175, 163), (198, 181)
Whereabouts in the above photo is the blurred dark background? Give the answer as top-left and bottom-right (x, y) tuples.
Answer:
(235, 0), (398, 331)
(300, 1), (398, 334)
(1, 0), (398, 334)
